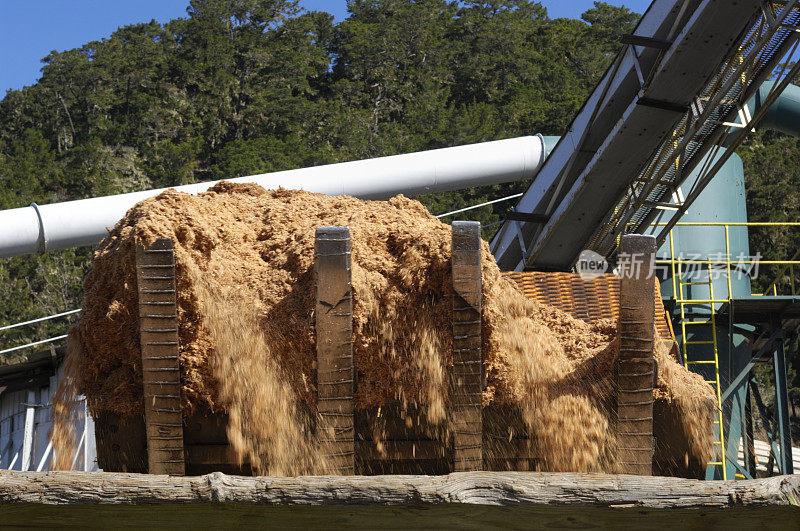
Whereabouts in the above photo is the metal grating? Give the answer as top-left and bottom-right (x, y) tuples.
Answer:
(491, 0), (800, 271)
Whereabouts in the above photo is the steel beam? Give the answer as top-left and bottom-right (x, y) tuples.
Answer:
(751, 380), (780, 475)
(773, 336), (794, 474)
(721, 328), (782, 403)
(490, 0), (765, 270)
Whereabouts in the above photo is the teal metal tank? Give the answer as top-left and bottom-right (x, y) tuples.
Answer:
(658, 81), (800, 479)
(657, 149), (751, 299)
(653, 149), (752, 480)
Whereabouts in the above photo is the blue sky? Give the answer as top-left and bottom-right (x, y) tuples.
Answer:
(0, 0), (653, 94)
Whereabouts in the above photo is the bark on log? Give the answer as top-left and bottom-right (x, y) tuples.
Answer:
(0, 470), (798, 509)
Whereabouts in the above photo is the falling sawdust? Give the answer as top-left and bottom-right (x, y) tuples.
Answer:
(196, 282), (329, 475)
(61, 182), (714, 475)
(50, 335), (81, 471)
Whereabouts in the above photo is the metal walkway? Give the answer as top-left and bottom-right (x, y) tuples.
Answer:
(491, 0), (800, 271)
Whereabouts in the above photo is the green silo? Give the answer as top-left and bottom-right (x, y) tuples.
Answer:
(655, 149), (752, 480)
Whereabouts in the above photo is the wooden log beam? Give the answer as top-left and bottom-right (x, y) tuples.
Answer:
(136, 238), (185, 476)
(450, 221), (483, 472)
(0, 470), (798, 509)
(617, 234), (657, 476)
(315, 226), (355, 475)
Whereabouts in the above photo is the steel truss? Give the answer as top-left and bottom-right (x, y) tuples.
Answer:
(591, 1), (800, 258)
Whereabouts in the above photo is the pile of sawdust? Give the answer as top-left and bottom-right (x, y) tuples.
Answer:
(65, 182), (714, 475)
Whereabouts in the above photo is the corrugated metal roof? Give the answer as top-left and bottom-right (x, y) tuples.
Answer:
(0, 348), (63, 393)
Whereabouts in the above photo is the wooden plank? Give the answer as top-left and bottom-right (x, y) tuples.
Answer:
(357, 440), (448, 461)
(355, 404), (450, 442)
(483, 405), (527, 436)
(315, 227), (355, 475)
(183, 412), (230, 446)
(93, 411), (147, 474)
(136, 238), (185, 476)
(0, 470), (798, 509)
(450, 221), (483, 472)
(184, 445), (237, 465)
(617, 235), (656, 476)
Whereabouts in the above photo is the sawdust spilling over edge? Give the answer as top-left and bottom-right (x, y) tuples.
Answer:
(51, 335), (81, 470)
(60, 182), (714, 474)
(197, 282), (329, 475)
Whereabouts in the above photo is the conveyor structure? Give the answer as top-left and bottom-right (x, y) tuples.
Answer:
(491, 0), (800, 271)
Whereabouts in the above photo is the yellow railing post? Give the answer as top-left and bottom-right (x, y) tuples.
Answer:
(670, 230), (677, 300)
(707, 261), (726, 480)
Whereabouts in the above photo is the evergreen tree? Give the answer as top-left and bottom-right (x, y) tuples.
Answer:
(0, 1), (641, 365)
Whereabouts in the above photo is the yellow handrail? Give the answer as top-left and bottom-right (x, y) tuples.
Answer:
(757, 246), (800, 297)
(653, 221), (800, 297)
(653, 220), (800, 480)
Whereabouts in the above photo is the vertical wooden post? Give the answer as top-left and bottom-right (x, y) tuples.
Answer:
(451, 221), (483, 472)
(315, 226), (355, 475)
(136, 238), (184, 476)
(617, 234), (656, 476)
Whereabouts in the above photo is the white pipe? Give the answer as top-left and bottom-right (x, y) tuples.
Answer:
(0, 135), (546, 258)
(0, 308), (81, 332)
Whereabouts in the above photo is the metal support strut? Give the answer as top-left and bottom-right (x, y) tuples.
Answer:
(774, 334), (794, 475)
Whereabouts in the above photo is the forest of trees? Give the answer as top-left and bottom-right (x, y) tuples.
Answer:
(0, 0), (639, 358)
(0, 0), (797, 411)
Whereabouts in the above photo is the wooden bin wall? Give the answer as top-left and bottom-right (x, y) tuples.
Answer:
(95, 410), (251, 476)
(95, 405), (537, 475)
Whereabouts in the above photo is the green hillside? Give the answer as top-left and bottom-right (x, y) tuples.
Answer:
(0, 0), (638, 361)
(0, 1), (797, 414)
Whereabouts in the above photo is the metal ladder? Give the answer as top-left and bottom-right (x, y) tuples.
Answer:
(676, 258), (727, 480)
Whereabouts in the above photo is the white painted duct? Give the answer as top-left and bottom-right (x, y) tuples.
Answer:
(0, 135), (546, 257)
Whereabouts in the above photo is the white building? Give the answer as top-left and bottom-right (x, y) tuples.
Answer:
(0, 348), (97, 471)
